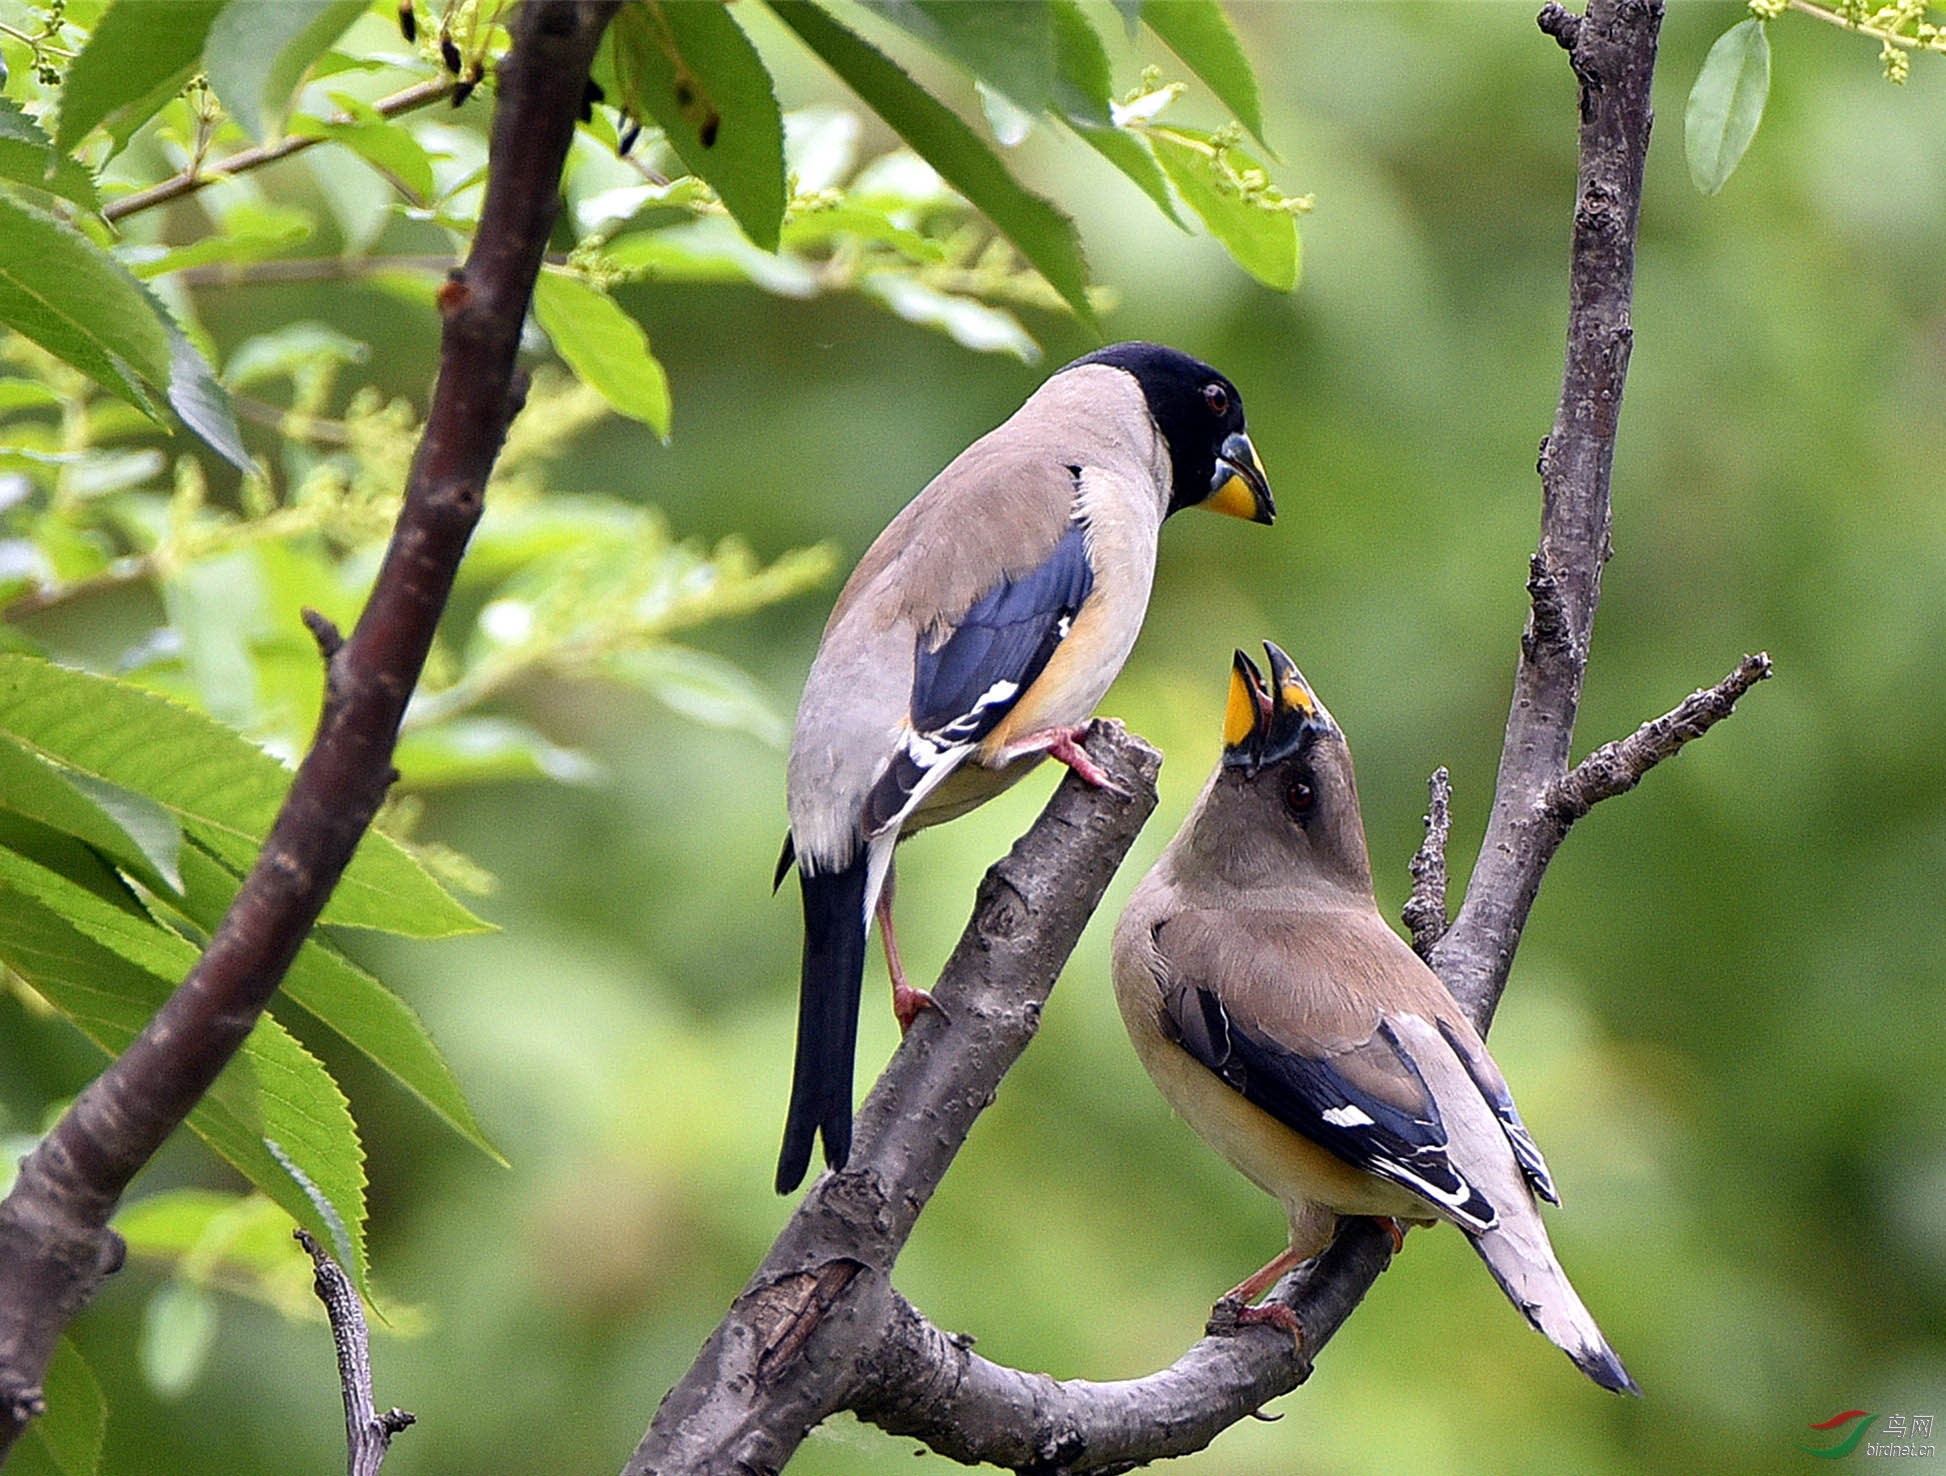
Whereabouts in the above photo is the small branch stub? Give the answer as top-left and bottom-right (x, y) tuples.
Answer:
(1549, 653), (1773, 820)
(297, 1229), (414, 1476)
(1404, 767), (1453, 958)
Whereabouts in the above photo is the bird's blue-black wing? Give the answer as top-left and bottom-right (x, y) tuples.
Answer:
(862, 518), (1093, 835)
(1437, 1017), (1558, 1203)
(1161, 980), (1500, 1232)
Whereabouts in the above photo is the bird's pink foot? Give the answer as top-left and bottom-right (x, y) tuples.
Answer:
(1032, 725), (1128, 795)
(1379, 1217), (1407, 1253)
(1210, 1293), (1304, 1350)
(893, 981), (939, 1034)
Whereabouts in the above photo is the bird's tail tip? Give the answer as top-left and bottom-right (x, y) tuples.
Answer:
(1573, 1339), (1641, 1396)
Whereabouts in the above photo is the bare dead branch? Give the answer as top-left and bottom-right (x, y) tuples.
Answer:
(297, 1229), (414, 1476)
(1404, 767), (1454, 957)
(1548, 654), (1773, 819)
(0, 4), (620, 1454)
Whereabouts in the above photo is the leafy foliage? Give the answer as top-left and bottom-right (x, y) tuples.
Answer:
(1686, 0), (1945, 192)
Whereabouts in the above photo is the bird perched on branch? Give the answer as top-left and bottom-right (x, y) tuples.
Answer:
(776, 343), (1275, 1194)
(1112, 644), (1636, 1393)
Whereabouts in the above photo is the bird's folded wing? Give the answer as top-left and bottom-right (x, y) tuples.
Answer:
(861, 517), (1093, 835)
(1153, 912), (1500, 1232)
(1435, 1015), (1558, 1203)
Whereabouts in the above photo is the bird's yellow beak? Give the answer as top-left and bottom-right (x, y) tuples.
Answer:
(1204, 432), (1274, 525)
(1223, 649), (1272, 750)
(1262, 642), (1319, 720)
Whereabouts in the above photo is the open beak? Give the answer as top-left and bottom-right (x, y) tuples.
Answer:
(1204, 432), (1275, 524)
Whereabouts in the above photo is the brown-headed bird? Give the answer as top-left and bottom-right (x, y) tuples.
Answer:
(776, 344), (1274, 1194)
(1111, 643), (1636, 1393)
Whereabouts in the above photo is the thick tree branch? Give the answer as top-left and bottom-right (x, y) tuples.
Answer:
(627, 722), (1161, 1476)
(297, 1229), (414, 1476)
(1430, 0), (1665, 1028)
(0, 3), (618, 1453)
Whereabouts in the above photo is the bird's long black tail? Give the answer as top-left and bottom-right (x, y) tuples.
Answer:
(776, 852), (869, 1193)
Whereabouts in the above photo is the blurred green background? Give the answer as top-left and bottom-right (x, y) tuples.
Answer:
(13, 3), (1946, 1472)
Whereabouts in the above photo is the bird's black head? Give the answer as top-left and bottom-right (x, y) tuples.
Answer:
(1070, 342), (1274, 523)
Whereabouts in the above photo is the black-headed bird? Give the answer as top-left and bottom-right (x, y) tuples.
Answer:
(777, 343), (1275, 1194)
(1111, 643), (1636, 1393)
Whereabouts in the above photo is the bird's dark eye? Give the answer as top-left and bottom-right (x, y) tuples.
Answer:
(1204, 383), (1229, 417)
(1286, 779), (1315, 817)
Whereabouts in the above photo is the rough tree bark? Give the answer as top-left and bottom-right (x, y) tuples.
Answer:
(0, 2), (620, 1455)
(631, 3), (1768, 1473)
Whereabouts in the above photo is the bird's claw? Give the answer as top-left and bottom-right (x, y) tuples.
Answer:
(893, 983), (941, 1034)
(1044, 728), (1129, 796)
(1209, 1294), (1303, 1350)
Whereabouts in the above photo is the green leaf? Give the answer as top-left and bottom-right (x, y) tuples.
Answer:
(531, 269), (672, 438)
(15, 1339), (104, 1476)
(1685, 19), (1770, 197)
(601, 2), (786, 251)
(606, 645), (791, 746)
(0, 655), (487, 939)
(769, 0), (1094, 321)
(0, 735), (182, 890)
(115, 1190), (318, 1317)
(174, 840), (503, 1161)
(161, 323), (254, 474)
(203, 0), (370, 143)
(0, 100), (100, 213)
(862, 272), (1039, 362)
(54, 0), (225, 154)
(139, 1281), (217, 1399)
(395, 715), (602, 788)
(289, 99), (436, 203)
(1141, 0), (1268, 149)
(129, 202), (315, 280)
(0, 880), (369, 1285)
(1148, 124), (1297, 290)
(1047, 0), (1114, 127)
(0, 193), (172, 418)
(860, 1), (1056, 115)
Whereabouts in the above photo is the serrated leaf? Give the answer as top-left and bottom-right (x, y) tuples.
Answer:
(0, 655), (486, 939)
(1148, 124), (1297, 290)
(601, 2), (786, 251)
(16, 1339), (104, 1476)
(0, 193), (171, 418)
(1047, 0), (1114, 127)
(861, 0), (1056, 115)
(0, 881), (369, 1286)
(1141, 0), (1268, 149)
(780, 203), (944, 262)
(161, 324), (253, 474)
(769, 0), (1094, 322)
(0, 735), (180, 891)
(203, 0), (370, 143)
(1685, 19), (1769, 197)
(54, 0), (225, 154)
(0, 100), (100, 213)
(289, 105), (435, 203)
(139, 1281), (217, 1399)
(174, 839), (503, 1161)
(531, 269), (672, 438)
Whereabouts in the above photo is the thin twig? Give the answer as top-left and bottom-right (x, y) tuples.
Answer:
(1548, 654), (1772, 820)
(102, 76), (455, 225)
(296, 1229), (414, 1476)
(1404, 766), (1453, 957)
